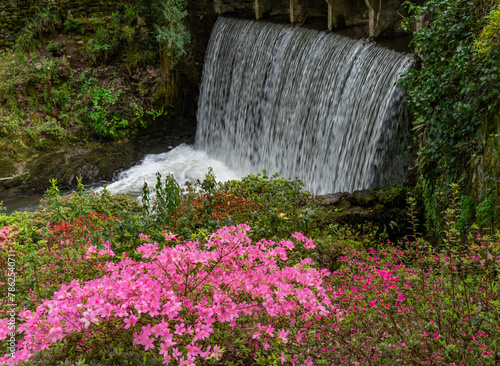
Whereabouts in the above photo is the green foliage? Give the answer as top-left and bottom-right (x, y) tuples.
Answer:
(142, 172), (181, 228)
(14, 9), (62, 53)
(0, 52), (71, 149)
(133, 0), (190, 68)
(32, 8), (62, 35)
(476, 193), (495, 227)
(400, 0), (500, 237)
(26, 116), (67, 146)
(63, 17), (83, 33)
(84, 26), (113, 64)
(474, 1), (500, 56)
(14, 30), (40, 53)
(74, 7), (152, 67)
(0, 2), (170, 158)
(78, 74), (129, 138)
(47, 40), (60, 56)
(139, 169), (337, 260)
(219, 170), (317, 239)
(155, 0), (190, 68)
(0, 113), (24, 139)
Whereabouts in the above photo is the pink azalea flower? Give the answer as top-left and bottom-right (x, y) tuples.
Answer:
(292, 232), (306, 241)
(277, 329), (289, 343)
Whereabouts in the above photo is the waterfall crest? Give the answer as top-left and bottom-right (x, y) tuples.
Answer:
(196, 17), (413, 194)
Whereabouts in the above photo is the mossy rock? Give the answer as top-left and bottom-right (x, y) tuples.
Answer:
(350, 190), (377, 207)
(4, 141), (143, 195)
(321, 192), (352, 208)
(26, 151), (67, 192)
(0, 156), (16, 178)
(374, 184), (408, 208)
(63, 143), (142, 187)
(320, 184), (411, 241)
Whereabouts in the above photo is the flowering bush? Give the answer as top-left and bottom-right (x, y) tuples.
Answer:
(142, 170), (321, 243)
(0, 227), (18, 251)
(2, 220), (499, 365)
(0, 225), (331, 365)
(1, 177), (499, 365)
(299, 233), (500, 365)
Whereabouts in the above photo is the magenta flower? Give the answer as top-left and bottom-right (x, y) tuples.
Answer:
(277, 329), (289, 343)
(124, 314), (139, 330)
(47, 327), (64, 342)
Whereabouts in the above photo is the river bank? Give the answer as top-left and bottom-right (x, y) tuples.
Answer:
(0, 114), (196, 212)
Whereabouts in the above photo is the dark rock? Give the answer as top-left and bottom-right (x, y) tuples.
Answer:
(67, 164), (100, 186)
(0, 141), (143, 197)
(321, 192), (350, 205)
(350, 190), (377, 207)
(320, 184), (410, 242)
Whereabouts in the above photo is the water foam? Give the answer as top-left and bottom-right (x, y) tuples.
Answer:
(100, 144), (244, 196)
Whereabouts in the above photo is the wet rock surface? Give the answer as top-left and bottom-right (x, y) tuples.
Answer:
(320, 184), (410, 241)
(0, 141), (141, 197)
(0, 114), (196, 202)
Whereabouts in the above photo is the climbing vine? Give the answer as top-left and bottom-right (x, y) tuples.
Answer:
(400, 0), (500, 238)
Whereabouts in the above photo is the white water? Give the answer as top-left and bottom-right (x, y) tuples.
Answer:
(100, 144), (244, 196)
(103, 17), (412, 196)
(196, 17), (413, 194)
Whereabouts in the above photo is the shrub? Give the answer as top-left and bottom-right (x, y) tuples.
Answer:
(46, 41), (60, 57)
(14, 9), (61, 53)
(474, 1), (500, 56)
(141, 169), (323, 246)
(2, 220), (499, 365)
(77, 75), (129, 139)
(0, 225), (328, 365)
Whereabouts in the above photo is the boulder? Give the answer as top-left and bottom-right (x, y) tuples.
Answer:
(320, 184), (410, 241)
(0, 141), (142, 196)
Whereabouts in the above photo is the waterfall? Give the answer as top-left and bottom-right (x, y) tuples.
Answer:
(196, 17), (413, 194)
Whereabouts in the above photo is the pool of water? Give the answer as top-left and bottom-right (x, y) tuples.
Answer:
(2, 144), (244, 215)
(2, 194), (45, 215)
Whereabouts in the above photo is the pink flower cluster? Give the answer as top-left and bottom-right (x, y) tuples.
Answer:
(0, 227), (18, 251)
(0, 225), (332, 365)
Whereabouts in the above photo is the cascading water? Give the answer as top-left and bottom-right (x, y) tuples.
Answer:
(196, 17), (413, 194)
(102, 16), (412, 198)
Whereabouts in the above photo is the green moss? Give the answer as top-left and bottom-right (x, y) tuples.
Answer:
(374, 183), (407, 207)
(351, 190), (376, 207)
(0, 156), (16, 178)
(473, 114), (500, 231)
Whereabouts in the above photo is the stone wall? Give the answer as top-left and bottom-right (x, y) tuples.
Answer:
(214, 0), (254, 15)
(0, 0), (121, 48)
(212, 0), (410, 36)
